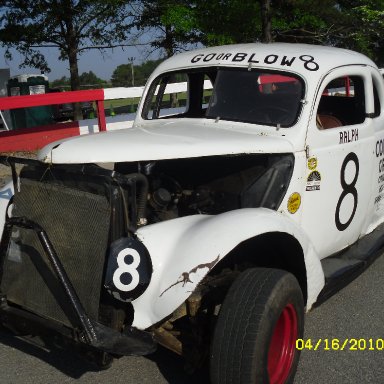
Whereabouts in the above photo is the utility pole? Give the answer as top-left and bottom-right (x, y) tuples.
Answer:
(128, 57), (135, 87)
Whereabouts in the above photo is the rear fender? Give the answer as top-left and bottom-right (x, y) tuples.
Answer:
(133, 208), (324, 329)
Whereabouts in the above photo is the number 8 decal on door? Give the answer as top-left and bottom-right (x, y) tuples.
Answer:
(335, 152), (359, 231)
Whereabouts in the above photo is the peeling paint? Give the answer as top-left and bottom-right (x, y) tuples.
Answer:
(160, 255), (220, 297)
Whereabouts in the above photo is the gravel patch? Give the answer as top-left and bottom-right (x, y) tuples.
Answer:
(0, 151), (37, 187)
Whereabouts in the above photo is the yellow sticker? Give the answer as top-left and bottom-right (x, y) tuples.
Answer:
(307, 157), (317, 170)
(287, 192), (301, 214)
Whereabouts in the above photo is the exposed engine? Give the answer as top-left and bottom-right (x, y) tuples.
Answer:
(115, 153), (294, 226)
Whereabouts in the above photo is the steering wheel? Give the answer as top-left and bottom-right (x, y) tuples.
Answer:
(256, 106), (293, 125)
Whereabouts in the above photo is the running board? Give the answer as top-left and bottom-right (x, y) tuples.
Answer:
(315, 222), (384, 305)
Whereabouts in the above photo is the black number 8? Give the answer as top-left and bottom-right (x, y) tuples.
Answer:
(335, 152), (359, 231)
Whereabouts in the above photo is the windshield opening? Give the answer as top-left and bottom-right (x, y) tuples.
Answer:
(142, 67), (304, 127)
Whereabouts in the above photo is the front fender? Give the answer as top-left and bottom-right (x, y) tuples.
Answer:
(133, 208), (324, 329)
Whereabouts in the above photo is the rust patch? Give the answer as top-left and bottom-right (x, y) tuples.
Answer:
(160, 254), (220, 297)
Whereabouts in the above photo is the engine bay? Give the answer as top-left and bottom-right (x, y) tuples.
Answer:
(114, 153), (294, 225)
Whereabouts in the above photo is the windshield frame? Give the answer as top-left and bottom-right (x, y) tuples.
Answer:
(141, 66), (306, 128)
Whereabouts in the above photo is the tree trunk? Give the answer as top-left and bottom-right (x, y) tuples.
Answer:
(261, 0), (272, 43)
(164, 25), (178, 108)
(164, 25), (174, 58)
(68, 47), (82, 121)
(66, 5), (82, 121)
(68, 46), (80, 92)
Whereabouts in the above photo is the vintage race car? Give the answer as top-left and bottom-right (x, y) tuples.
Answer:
(0, 43), (384, 383)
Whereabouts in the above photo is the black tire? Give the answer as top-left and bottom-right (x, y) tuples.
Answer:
(210, 268), (304, 384)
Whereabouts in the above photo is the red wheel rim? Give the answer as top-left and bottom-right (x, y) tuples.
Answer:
(267, 303), (298, 384)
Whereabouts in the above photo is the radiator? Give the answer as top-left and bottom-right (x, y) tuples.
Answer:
(1, 177), (111, 327)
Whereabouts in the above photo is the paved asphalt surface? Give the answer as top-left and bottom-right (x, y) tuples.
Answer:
(0, 254), (383, 383)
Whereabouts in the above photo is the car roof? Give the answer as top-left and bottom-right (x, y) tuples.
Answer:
(151, 43), (377, 81)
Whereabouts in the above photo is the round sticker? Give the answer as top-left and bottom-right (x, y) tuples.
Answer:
(307, 157), (317, 170)
(287, 192), (301, 214)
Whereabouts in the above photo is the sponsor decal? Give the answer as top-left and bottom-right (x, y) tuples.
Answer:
(190, 52), (319, 71)
(307, 157), (317, 170)
(307, 171), (321, 181)
(306, 170), (321, 191)
(377, 139), (384, 181)
(374, 194), (384, 205)
(339, 128), (358, 144)
(376, 138), (384, 158)
(375, 138), (384, 210)
(287, 192), (301, 214)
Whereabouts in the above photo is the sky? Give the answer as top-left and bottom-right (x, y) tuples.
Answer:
(0, 44), (159, 82)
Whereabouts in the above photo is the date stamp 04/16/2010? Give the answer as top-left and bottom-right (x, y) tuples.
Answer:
(296, 338), (384, 351)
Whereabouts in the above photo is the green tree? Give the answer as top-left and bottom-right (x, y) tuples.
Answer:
(135, 1), (200, 57)
(197, 0), (383, 65)
(337, 0), (384, 66)
(194, 0), (344, 46)
(50, 75), (70, 89)
(111, 63), (135, 87)
(134, 0), (384, 67)
(79, 71), (106, 87)
(0, 0), (135, 93)
(194, 0), (261, 46)
(271, 0), (344, 44)
(111, 59), (163, 87)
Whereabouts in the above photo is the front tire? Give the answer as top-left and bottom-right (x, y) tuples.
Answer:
(210, 268), (304, 384)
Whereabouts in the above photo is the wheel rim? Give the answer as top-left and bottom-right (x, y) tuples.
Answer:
(267, 303), (298, 384)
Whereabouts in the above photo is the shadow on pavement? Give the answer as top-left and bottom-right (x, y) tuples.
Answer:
(148, 345), (210, 384)
(0, 328), (210, 383)
(0, 328), (105, 378)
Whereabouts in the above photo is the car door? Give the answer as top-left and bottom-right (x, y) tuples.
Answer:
(301, 66), (375, 259)
(369, 69), (384, 229)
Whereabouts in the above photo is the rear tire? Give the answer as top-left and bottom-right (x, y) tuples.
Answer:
(210, 268), (304, 384)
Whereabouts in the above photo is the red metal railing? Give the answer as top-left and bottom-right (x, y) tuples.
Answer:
(0, 89), (107, 132)
(0, 89), (109, 152)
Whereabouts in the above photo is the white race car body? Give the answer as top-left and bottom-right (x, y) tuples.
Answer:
(133, 208), (323, 328)
(38, 120), (295, 163)
(0, 43), (383, 366)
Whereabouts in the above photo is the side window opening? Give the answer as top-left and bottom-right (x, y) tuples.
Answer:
(317, 76), (366, 129)
(142, 71), (216, 120)
(203, 74), (214, 109)
(186, 72), (214, 117)
(373, 78), (381, 118)
(145, 73), (188, 119)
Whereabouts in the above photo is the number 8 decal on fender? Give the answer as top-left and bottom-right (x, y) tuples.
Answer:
(113, 248), (141, 292)
(335, 152), (359, 231)
(104, 237), (153, 302)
